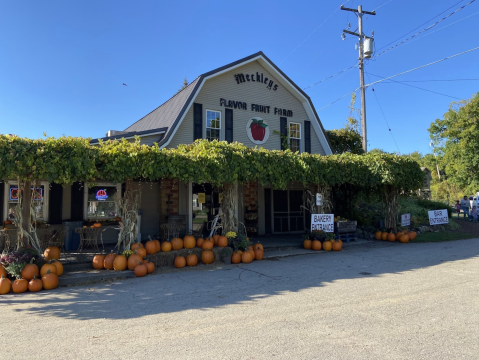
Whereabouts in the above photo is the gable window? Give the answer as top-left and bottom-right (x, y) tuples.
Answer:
(206, 110), (221, 141)
(289, 122), (301, 152)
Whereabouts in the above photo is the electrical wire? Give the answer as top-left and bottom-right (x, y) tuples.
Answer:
(317, 88), (360, 112)
(303, 63), (357, 90)
(373, 0), (476, 59)
(279, 0), (351, 65)
(392, 78), (479, 82)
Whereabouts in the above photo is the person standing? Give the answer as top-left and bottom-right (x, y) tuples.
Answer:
(460, 195), (470, 218)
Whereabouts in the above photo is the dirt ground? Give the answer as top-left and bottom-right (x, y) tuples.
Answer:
(452, 217), (479, 237)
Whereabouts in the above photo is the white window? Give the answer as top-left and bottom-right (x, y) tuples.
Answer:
(206, 110), (221, 141)
(289, 122), (301, 152)
(84, 183), (121, 220)
(3, 181), (50, 222)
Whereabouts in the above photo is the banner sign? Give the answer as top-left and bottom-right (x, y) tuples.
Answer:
(311, 214), (334, 232)
(428, 209), (449, 225)
(401, 213), (411, 227)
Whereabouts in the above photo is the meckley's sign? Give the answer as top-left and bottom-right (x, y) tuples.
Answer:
(234, 72), (279, 91)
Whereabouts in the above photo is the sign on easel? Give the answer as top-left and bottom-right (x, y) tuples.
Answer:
(428, 209), (449, 225)
(311, 214), (334, 232)
(401, 213), (411, 227)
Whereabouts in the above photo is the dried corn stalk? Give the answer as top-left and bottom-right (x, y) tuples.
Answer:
(383, 186), (399, 230)
(220, 183), (238, 234)
(115, 182), (141, 252)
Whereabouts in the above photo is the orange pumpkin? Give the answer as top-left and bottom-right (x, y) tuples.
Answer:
(322, 241), (332, 251)
(387, 233), (396, 242)
(128, 253), (143, 271)
(303, 239), (312, 250)
(12, 279), (28, 293)
(136, 247), (147, 258)
(408, 231), (417, 240)
(161, 241), (172, 252)
(254, 245), (264, 260)
(146, 262), (155, 274)
(254, 242), (264, 251)
(0, 275), (11, 294)
(115, 216), (121, 221)
(113, 255), (128, 271)
(145, 240), (157, 255)
(174, 256), (186, 268)
(399, 234), (410, 243)
(43, 246), (61, 261)
(153, 239), (161, 253)
(103, 253), (117, 270)
(374, 231), (382, 240)
(171, 237), (183, 250)
(93, 222), (102, 228)
(202, 249), (214, 264)
(28, 275), (43, 292)
(217, 236), (228, 247)
(40, 262), (57, 276)
(241, 251), (254, 264)
(0, 264), (6, 278)
(312, 240), (322, 251)
(52, 260), (64, 276)
(131, 242), (143, 251)
(381, 232), (389, 241)
(213, 234), (220, 245)
(92, 254), (106, 270)
(231, 252), (242, 264)
(42, 270), (59, 290)
(4, 219), (12, 225)
(21, 258), (39, 281)
(134, 262), (148, 277)
(202, 239), (214, 251)
(186, 254), (198, 267)
(183, 235), (196, 249)
(196, 238), (205, 248)
(332, 241), (342, 251)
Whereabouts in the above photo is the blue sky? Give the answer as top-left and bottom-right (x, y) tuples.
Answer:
(1, 0), (478, 155)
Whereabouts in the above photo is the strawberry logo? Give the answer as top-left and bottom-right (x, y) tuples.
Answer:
(249, 118), (268, 142)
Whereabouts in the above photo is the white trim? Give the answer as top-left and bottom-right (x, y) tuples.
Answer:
(83, 182), (121, 220)
(205, 109), (222, 141)
(3, 180), (50, 222)
(289, 122), (301, 153)
(90, 131), (166, 145)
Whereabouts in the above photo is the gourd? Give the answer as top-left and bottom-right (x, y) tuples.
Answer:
(374, 231), (382, 240)
(146, 262), (155, 274)
(322, 241), (332, 251)
(186, 253), (198, 267)
(113, 255), (127, 271)
(103, 253), (117, 270)
(21, 258), (39, 280)
(145, 240), (157, 255)
(28, 275), (43, 292)
(202, 239), (214, 251)
(12, 279), (28, 293)
(0, 275), (11, 294)
(134, 262), (148, 277)
(196, 238), (205, 248)
(127, 252), (142, 271)
(183, 235), (196, 249)
(51, 260), (64, 276)
(161, 241), (172, 252)
(42, 270), (59, 290)
(241, 251), (253, 264)
(217, 236), (228, 247)
(231, 252), (242, 264)
(93, 254), (106, 270)
(131, 242), (143, 251)
(387, 233), (396, 242)
(43, 246), (61, 260)
(40, 262), (57, 276)
(312, 240), (322, 251)
(254, 245), (264, 260)
(202, 249), (214, 264)
(171, 237), (183, 250)
(174, 256), (186, 268)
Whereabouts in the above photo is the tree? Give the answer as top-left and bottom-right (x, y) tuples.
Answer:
(177, 77), (188, 93)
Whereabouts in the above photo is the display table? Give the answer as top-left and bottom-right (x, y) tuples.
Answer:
(75, 227), (103, 252)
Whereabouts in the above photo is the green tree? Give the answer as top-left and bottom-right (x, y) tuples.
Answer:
(177, 77), (188, 93)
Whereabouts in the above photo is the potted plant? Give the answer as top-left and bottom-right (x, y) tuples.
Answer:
(310, 230), (326, 242)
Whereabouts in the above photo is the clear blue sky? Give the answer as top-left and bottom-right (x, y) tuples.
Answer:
(1, 0), (478, 155)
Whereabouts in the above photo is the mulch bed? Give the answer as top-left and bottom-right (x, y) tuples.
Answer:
(451, 218), (479, 237)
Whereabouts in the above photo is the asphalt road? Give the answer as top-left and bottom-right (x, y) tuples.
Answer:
(1, 239), (479, 360)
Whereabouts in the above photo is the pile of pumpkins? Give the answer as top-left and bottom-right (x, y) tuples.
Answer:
(231, 243), (263, 264)
(0, 246), (63, 295)
(303, 238), (343, 251)
(374, 230), (417, 243)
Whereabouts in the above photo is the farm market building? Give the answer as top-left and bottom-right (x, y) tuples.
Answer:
(1, 52), (333, 243)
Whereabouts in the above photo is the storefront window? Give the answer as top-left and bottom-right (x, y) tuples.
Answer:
(87, 186), (118, 219)
(289, 122), (301, 152)
(206, 110), (221, 141)
(7, 185), (46, 221)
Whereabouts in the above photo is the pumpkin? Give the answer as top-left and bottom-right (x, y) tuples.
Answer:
(113, 255), (128, 271)
(43, 246), (61, 261)
(311, 240), (322, 251)
(183, 235), (196, 249)
(12, 279), (28, 293)
(21, 258), (39, 281)
(171, 237), (183, 250)
(4, 219), (12, 225)
(322, 241), (332, 251)
(247, 245), (254, 252)
(303, 239), (312, 250)
(136, 247), (147, 258)
(217, 236), (228, 247)
(0, 264), (6, 278)
(254, 245), (264, 260)
(103, 253), (117, 270)
(213, 234), (220, 245)
(40, 262), (57, 276)
(93, 222), (102, 228)
(28, 275), (43, 292)
(241, 251), (254, 264)
(153, 239), (161, 253)
(146, 262), (155, 274)
(408, 231), (417, 240)
(231, 252), (242, 264)
(399, 234), (410, 243)
(128, 253), (143, 271)
(202, 239), (214, 251)
(186, 253), (198, 267)
(92, 254), (106, 270)
(332, 241), (342, 251)
(0, 275), (12, 294)
(255, 242), (264, 251)
(174, 256), (186, 268)
(134, 262), (148, 277)
(145, 241), (157, 255)
(131, 242), (143, 251)
(161, 241), (172, 252)
(381, 232), (389, 241)
(196, 238), (204, 248)
(51, 260), (64, 276)
(374, 231), (382, 240)
(42, 270), (59, 290)
(202, 249), (214, 264)
(387, 233), (396, 242)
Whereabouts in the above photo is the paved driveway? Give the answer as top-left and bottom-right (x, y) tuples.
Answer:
(1, 239), (479, 359)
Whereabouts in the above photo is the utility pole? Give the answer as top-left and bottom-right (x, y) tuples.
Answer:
(341, 5), (376, 153)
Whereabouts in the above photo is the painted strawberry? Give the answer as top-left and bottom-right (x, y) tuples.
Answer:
(250, 118), (268, 141)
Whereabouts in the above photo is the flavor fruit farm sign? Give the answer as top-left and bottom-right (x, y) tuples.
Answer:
(246, 117), (270, 145)
(428, 209), (449, 225)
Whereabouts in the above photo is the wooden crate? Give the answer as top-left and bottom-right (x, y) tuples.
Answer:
(334, 221), (357, 234)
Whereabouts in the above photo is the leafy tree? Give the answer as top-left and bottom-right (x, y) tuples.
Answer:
(177, 77), (188, 93)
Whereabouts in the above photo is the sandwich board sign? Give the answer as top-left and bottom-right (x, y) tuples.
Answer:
(311, 214), (334, 232)
(401, 213), (411, 227)
(428, 209), (449, 225)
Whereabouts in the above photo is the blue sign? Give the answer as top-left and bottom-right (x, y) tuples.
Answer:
(95, 189), (108, 201)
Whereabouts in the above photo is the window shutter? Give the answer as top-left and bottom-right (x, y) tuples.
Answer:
(70, 182), (84, 221)
(48, 182), (63, 224)
(304, 121), (311, 153)
(280, 117), (287, 150)
(225, 108), (233, 143)
(193, 103), (203, 140)
(0, 182), (4, 222)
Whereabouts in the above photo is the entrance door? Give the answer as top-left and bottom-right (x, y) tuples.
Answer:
(272, 190), (304, 233)
(192, 183), (220, 237)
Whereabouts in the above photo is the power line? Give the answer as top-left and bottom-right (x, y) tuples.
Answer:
(366, 72), (464, 100)
(317, 89), (360, 112)
(393, 78), (479, 82)
(365, 46), (479, 88)
(279, 0), (351, 65)
(303, 63), (357, 90)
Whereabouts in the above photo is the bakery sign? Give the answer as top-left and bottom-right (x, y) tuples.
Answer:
(246, 118), (269, 145)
